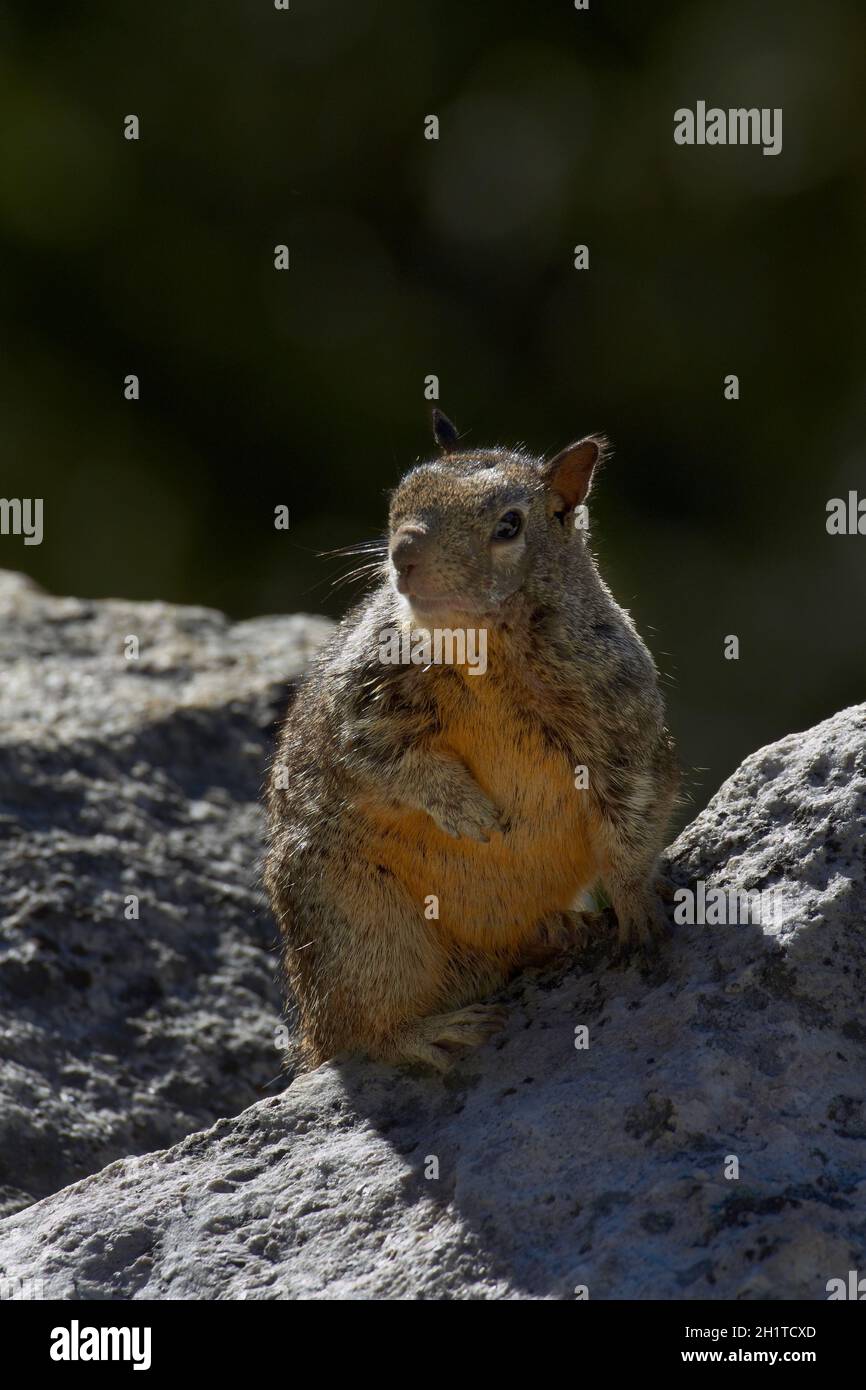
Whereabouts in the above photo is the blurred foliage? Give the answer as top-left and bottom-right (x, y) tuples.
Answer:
(0, 0), (864, 821)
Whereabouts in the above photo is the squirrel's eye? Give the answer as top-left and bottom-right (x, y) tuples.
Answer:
(491, 509), (523, 542)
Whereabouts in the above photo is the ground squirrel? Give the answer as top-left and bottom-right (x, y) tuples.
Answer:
(265, 412), (678, 1072)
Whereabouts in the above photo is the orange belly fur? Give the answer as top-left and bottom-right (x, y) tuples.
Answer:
(360, 665), (600, 952)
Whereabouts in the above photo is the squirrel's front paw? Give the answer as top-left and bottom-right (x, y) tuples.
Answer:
(429, 787), (505, 843)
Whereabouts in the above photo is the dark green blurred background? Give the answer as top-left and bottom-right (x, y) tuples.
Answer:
(1, 0), (864, 821)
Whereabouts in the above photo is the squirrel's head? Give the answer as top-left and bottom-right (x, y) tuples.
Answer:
(387, 411), (608, 624)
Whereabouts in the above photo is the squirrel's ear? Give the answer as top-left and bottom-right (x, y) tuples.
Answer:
(431, 408), (460, 454)
(541, 434), (608, 514)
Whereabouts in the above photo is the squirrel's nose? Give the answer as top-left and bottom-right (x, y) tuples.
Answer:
(390, 526), (427, 588)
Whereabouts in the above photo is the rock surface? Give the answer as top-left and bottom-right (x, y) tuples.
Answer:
(0, 571), (331, 1217)
(0, 678), (863, 1298)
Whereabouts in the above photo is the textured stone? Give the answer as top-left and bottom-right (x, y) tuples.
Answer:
(1, 679), (862, 1299)
(0, 571), (331, 1216)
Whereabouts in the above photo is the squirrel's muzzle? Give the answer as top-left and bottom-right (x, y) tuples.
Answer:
(390, 525), (428, 595)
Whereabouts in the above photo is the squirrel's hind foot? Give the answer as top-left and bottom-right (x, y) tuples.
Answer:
(611, 885), (671, 962)
(387, 1004), (508, 1073)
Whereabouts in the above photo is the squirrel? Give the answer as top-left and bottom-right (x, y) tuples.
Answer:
(265, 411), (678, 1072)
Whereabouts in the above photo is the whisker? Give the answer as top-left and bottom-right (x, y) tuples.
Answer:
(329, 560), (388, 593)
(318, 539), (388, 560)
(298, 566), (386, 605)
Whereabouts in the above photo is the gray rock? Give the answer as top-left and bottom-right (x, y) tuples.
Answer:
(1, 692), (863, 1299)
(0, 571), (331, 1216)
